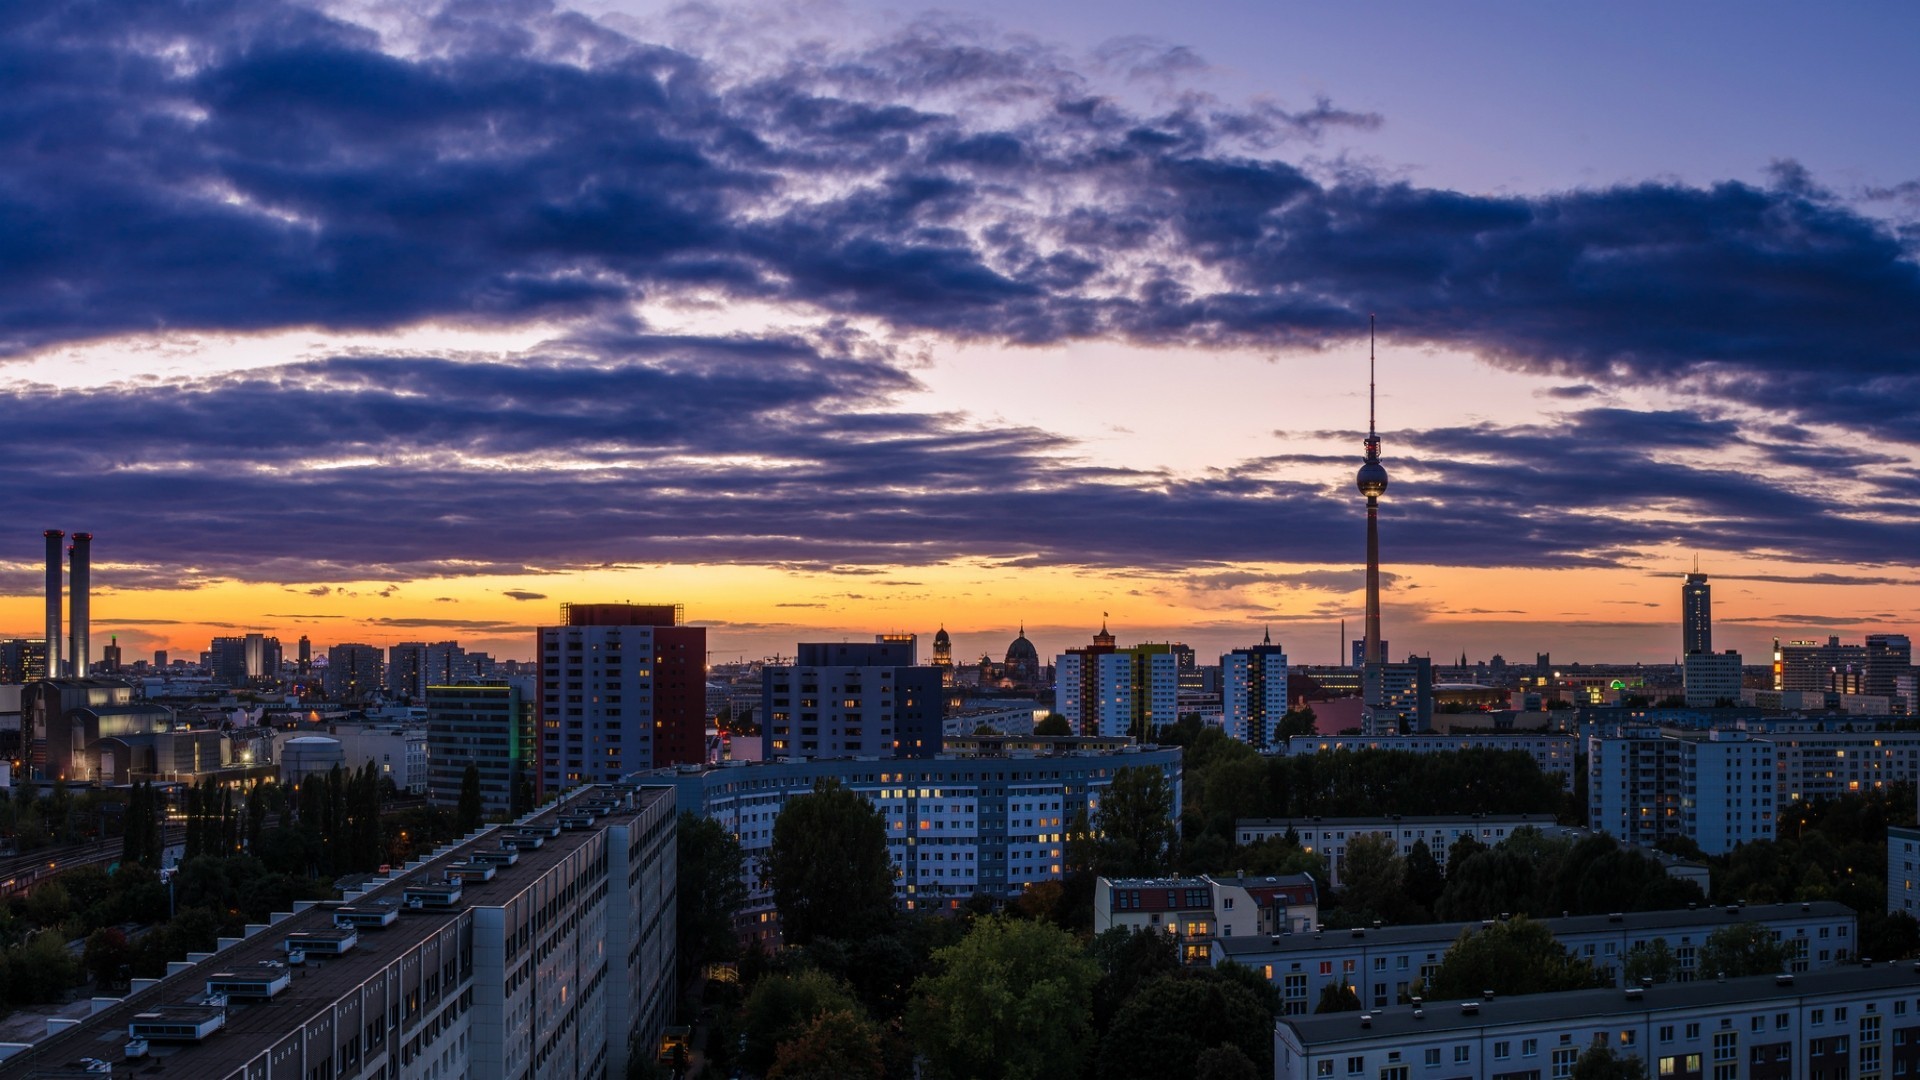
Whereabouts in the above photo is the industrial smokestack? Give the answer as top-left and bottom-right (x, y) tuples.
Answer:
(70, 533), (91, 678)
(44, 530), (64, 678)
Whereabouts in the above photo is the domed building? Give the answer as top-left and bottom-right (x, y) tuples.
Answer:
(1004, 625), (1041, 689)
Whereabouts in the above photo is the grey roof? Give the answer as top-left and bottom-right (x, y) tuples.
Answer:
(1216, 901), (1855, 958)
(1283, 963), (1920, 1047)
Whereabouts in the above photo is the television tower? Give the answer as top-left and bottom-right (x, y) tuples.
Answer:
(1356, 317), (1389, 667)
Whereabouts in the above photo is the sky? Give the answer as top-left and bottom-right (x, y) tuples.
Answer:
(2, 0), (1918, 667)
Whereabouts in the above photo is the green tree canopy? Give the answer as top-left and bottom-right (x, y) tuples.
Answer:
(456, 763), (484, 832)
(1337, 833), (1405, 921)
(676, 812), (747, 982)
(1571, 1045), (1651, 1080)
(1315, 982), (1360, 1013)
(1096, 766), (1178, 877)
(909, 915), (1100, 1080)
(1622, 938), (1681, 985)
(1699, 923), (1793, 979)
(766, 1008), (885, 1080)
(1034, 714), (1072, 736)
(765, 780), (895, 946)
(740, 969), (865, 1077)
(1423, 916), (1607, 1000)
(1095, 972), (1275, 1080)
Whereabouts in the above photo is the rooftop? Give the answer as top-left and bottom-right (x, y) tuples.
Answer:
(0, 785), (668, 1079)
(1217, 902), (1855, 958)
(1283, 962), (1920, 1047)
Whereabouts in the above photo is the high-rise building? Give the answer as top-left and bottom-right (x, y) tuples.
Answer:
(100, 636), (122, 673)
(387, 641), (468, 700)
(297, 634), (312, 676)
(1222, 630), (1290, 749)
(153, 648), (168, 669)
(1865, 633), (1912, 705)
(243, 632), (281, 682)
(0, 639), (49, 683)
(1682, 569), (1711, 655)
(760, 639), (945, 760)
(1683, 650), (1744, 707)
(1781, 636), (1867, 694)
(207, 635), (249, 685)
(1054, 625), (1179, 740)
(427, 682), (534, 817)
(538, 603), (706, 795)
(1349, 638), (1391, 669)
(1363, 657), (1433, 735)
(1588, 728), (1777, 854)
(324, 643), (385, 702)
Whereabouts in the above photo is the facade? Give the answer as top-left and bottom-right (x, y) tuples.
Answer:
(0, 784), (676, 1080)
(1588, 729), (1778, 854)
(1891, 825), (1920, 918)
(1278, 735), (1580, 790)
(1867, 633), (1913, 708)
(326, 644), (386, 703)
(427, 682), (534, 818)
(538, 603), (707, 795)
(1225, 901), (1854, 1017)
(1682, 569), (1712, 656)
(1222, 634), (1291, 749)
(23, 677), (177, 782)
(1276, 964), (1914, 1080)
(759, 639), (946, 760)
(1684, 650), (1744, 707)
(0, 639), (48, 683)
(388, 641), (480, 701)
(1782, 636), (1870, 694)
(1361, 658), (1434, 735)
(326, 721), (430, 794)
(1055, 630), (1180, 740)
(644, 742), (1182, 938)
(1235, 814), (1559, 888)
(1094, 873), (1317, 964)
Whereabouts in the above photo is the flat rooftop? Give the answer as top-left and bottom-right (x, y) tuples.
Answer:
(0, 785), (669, 1079)
(1217, 901), (1855, 958)
(1284, 962), (1920, 1047)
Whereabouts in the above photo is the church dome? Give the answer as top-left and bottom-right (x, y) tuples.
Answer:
(934, 626), (951, 647)
(1006, 628), (1038, 664)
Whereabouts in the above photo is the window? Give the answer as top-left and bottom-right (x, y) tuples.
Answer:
(1493, 1042), (1511, 1060)
(1455, 1045), (1470, 1064)
(1424, 1048), (1441, 1067)
(1523, 1039), (1539, 1057)
(1551, 1048), (1578, 1078)
(1347, 1056), (1365, 1075)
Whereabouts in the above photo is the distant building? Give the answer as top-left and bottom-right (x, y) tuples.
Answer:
(427, 682), (534, 817)
(1361, 657), (1433, 735)
(1095, 873), (1318, 964)
(1866, 633), (1913, 708)
(0, 639), (48, 683)
(1782, 636), (1868, 694)
(1588, 728), (1777, 854)
(324, 643), (385, 702)
(1055, 624), (1179, 739)
(324, 720), (429, 794)
(1350, 639), (1391, 669)
(760, 638), (945, 759)
(99, 636), (122, 673)
(1278, 734), (1579, 787)
(1221, 631), (1290, 749)
(1236, 813), (1559, 887)
(1683, 649), (1743, 707)
(539, 602), (706, 795)
(1681, 569), (1711, 655)
(1890, 824), (1920, 918)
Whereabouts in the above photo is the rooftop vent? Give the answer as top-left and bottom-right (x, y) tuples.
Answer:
(1461, 1002), (1480, 1015)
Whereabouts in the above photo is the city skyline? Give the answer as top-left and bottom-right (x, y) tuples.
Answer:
(3, 1), (1917, 666)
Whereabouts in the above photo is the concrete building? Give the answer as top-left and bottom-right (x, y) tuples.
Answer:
(1224, 901), (1854, 1016)
(1277, 734), (1580, 790)
(1055, 627), (1180, 740)
(427, 682), (534, 818)
(1782, 636), (1870, 694)
(281, 735), (347, 785)
(1276, 963), (1916, 1080)
(23, 677), (177, 782)
(0, 784), (676, 1080)
(644, 741), (1182, 939)
(1588, 729), (1778, 855)
(539, 603), (707, 795)
(1682, 569), (1711, 656)
(1222, 633), (1291, 749)
(325, 644), (386, 703)
(1684, 649), (1744, 708)
(1235, 814), (1559, 888)
(1362, 658), (1434, 735)
(0, 639), (48, 683)
(760, 639), (946, 760)
(325, 721), (430, 794)
(1867, 633), (1913, 710)
(1890, 824), (1920, 918)
(1094, 873), (1317, 964)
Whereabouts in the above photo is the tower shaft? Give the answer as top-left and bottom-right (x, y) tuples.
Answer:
(1364, 497), (1382, 665)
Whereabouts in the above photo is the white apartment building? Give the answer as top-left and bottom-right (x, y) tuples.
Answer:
(1221, 641), (1290, 749)
(1588, 728), (1778, 855)
(1055, 648), (1179, 739)
(1236, 815), (1559, 887)
(1890, 825), (1920, 918)
(325, 720), (431, 794)
(1094, 873), (1319, 964)
(1217, 901), (1855, 1016)
(1278, 735), (1580, 789)
(1277, 963), (1919, 1080)
(0, 785), (676, 1080)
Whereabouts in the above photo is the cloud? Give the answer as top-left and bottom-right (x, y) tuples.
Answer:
(502, 589), (548, 601)
(1720, 614), (1875, 626)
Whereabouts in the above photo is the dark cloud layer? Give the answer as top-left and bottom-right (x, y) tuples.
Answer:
(3, 0), (1918, 587)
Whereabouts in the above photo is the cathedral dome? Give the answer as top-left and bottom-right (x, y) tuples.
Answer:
(1006, 628), (1038, 664)
(934, 626), (951, 648)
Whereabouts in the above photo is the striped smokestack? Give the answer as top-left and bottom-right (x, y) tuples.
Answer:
(70, 533), (91, 678)
(44, 530), (63, 677)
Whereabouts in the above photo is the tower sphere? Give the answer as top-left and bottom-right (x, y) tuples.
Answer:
(1356, 460), (1389, 497)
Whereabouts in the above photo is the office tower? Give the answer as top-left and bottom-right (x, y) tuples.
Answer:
(386, 641), (468, 700)
(154, 649), (168, 669)
(759, 638), (945, 760)
(297, 634), (312, 676)
(1350, 639), (1391, 669)
(242, 632), (281, 682)
(0, 640), (49, 683)
(101, 636), (122, 673)
(1054, 625), (1179, 740)
(1683, 650), (1744, 707)
(427, 682), (534, 817)
(325, 643), (386, 702)
(1865, 634), (1912, 703)
(538, 603), (706, 795)
(1682, 567), (1711, 655)
(1781, 637), (1867, 694)
(1222, 630), (1290, 749)
(208, 636), (249, 685)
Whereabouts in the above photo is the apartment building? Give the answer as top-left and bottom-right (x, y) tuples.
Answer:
(1278, 963), (1920, 1080)
(1216, 901), (1855, 1017)
(643, 741), (1182, 940)
(1589, 728), (1778, 855)
(1235, 815), (1558, 888)
(1890, 825), (1920, 918)
(0, 785), (676, 1080)
(1093, 874), (1318, 963)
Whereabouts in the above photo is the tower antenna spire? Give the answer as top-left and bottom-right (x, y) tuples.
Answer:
(1369, 313), (1377, 438)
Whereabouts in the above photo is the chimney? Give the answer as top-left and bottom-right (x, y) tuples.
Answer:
(70, 533), (91, 678)
(44, 530), (64, 677)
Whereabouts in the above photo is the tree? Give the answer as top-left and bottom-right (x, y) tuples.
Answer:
(1699, 924), (1793, 979)
(1423, 916), (1607, 1000)
(676, 812), (747, 982)
(767, 1008), (885, 1080)
(1402, 839), (1445, 918)
(1315, 982), (1360, 1013)
(457, 764), (484, 833)
(1096, 766), (1178, 877)
(765, 780), (895, 946)
(1035, 714), (1072, 736)
(1096, 972), (1274, 1080)
(1196, 1045), (1260, 1080)
(740, 970), (866, 1077)
(1622, 938), (1680, 985)
(1089, 927), (1179, 1031)
(1276, 707), (1316, 743)
(909, 915), (1099, 1080)
(83, 928), (132, 989)
(1571, 1045), (1650, 1080)
(1337, 833), (1404, 921)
